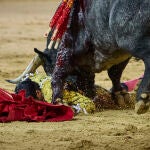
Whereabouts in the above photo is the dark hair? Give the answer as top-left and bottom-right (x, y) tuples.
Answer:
(15, 78), (40, 99)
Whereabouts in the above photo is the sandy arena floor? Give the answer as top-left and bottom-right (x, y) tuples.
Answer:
(0, 0), (149, 150)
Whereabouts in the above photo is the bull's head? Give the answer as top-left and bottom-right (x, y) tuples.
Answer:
(34, 48), (58, 76)
(6, 30), (58, 84)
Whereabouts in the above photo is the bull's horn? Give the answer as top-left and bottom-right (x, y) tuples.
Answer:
(34, 48), (46, 56)
(6, 55), (42, 84)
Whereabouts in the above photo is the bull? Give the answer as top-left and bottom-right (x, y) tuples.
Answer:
(50, 0), (150, 114)
(8, 0), (150, 114)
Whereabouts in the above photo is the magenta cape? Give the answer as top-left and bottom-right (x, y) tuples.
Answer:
(0, 88), (74, 122)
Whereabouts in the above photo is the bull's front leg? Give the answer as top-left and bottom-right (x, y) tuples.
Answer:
(51, 33), (74, 104)
(108, 58), (131, 108)
(51, 66), (64, 104)
(51, 50), (73, 104)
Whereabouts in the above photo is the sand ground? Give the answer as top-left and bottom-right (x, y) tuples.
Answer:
(0, 0), (149, 150)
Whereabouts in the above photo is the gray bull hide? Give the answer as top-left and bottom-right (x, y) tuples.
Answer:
(51, 0), (150, 114)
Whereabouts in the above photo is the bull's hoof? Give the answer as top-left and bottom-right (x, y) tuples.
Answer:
(135, 101), (150, 114)
(114, 90), (132, 108)
(115, 92), (126, 108)
(123, 92), (132, 107)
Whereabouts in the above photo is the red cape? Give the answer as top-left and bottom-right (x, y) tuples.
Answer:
(0, 88), (74, 122)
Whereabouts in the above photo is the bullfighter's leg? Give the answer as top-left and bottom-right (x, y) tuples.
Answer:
(107, 58), (131, 108)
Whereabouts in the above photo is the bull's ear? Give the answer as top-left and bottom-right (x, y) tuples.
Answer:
(34, 48), (46, 57)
